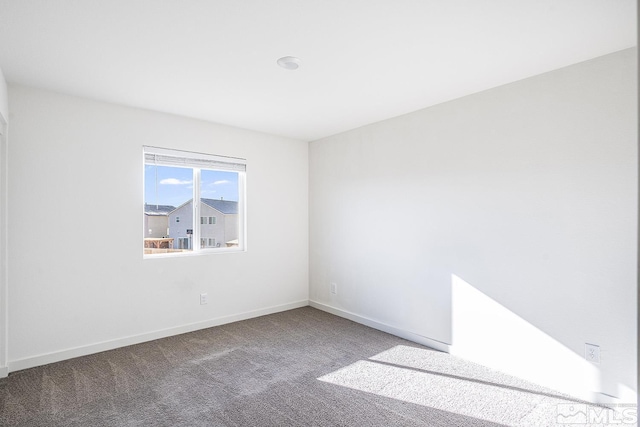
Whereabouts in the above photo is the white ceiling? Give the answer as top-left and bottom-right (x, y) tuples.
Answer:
(0, 0), (635, 141)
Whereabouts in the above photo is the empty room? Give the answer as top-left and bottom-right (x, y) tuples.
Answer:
(0, 1), (636, 426)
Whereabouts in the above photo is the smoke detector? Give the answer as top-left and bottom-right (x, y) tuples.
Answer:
(277, 56), (301, 70)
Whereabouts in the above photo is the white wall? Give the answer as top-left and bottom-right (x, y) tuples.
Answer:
(0, 66), (8, 376)
(309, 48), (637, 403)
(0, 67), (7, 122)
(7, 85), (309, 369)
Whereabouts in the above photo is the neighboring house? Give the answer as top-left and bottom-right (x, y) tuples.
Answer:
(144, 203), (175, 238)
(168, 198), (239, 250)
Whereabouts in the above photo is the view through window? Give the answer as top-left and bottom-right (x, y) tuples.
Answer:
(143, 146), (245, 256)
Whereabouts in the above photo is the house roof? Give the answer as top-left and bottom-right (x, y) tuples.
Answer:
(144, 203), (176, 216)
(166, 199), (238, 215)
(201, 199), (238, 215)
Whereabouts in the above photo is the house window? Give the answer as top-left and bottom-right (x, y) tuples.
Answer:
(178, 237), (190, 249)
(200, 216), (216, 225)
(200, 238), (216, 248)
(143, 146), (246, 256)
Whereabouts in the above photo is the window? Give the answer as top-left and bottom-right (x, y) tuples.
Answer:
(143, 146), (246, 256)
(200, 238), (216, 248)
(200, 216), (216, 225)
(178, 237), (190, 250)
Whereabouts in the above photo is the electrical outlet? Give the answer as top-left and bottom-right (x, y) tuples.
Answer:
(330, 282), (337, 295)
(200, 293), (208, 305)
(585, 343), (600, 364)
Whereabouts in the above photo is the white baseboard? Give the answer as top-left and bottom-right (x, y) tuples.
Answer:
(0, 366), (7, 378)
(8, 299), (309, 373)
(309, 300), (450, 353)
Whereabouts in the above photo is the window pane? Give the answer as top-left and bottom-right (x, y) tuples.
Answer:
(144, 164), (194, 254)
(200, 169), (240, 248)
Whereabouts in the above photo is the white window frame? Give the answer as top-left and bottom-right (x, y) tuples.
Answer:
(143, 146), (246, 257)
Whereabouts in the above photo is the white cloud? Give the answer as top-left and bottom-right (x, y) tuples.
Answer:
(160, 178), (192, 185)
(212, 180), (231, 185)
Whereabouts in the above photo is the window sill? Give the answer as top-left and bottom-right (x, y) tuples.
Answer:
(143, 247), (246, 259)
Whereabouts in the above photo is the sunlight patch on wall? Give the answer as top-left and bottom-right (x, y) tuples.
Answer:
(450, 274), (603, 402)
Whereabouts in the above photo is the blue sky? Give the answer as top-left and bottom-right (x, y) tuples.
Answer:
(145, 165), (239, 208)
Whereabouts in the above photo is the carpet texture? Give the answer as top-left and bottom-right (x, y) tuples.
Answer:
(0, 307), (594, 426)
